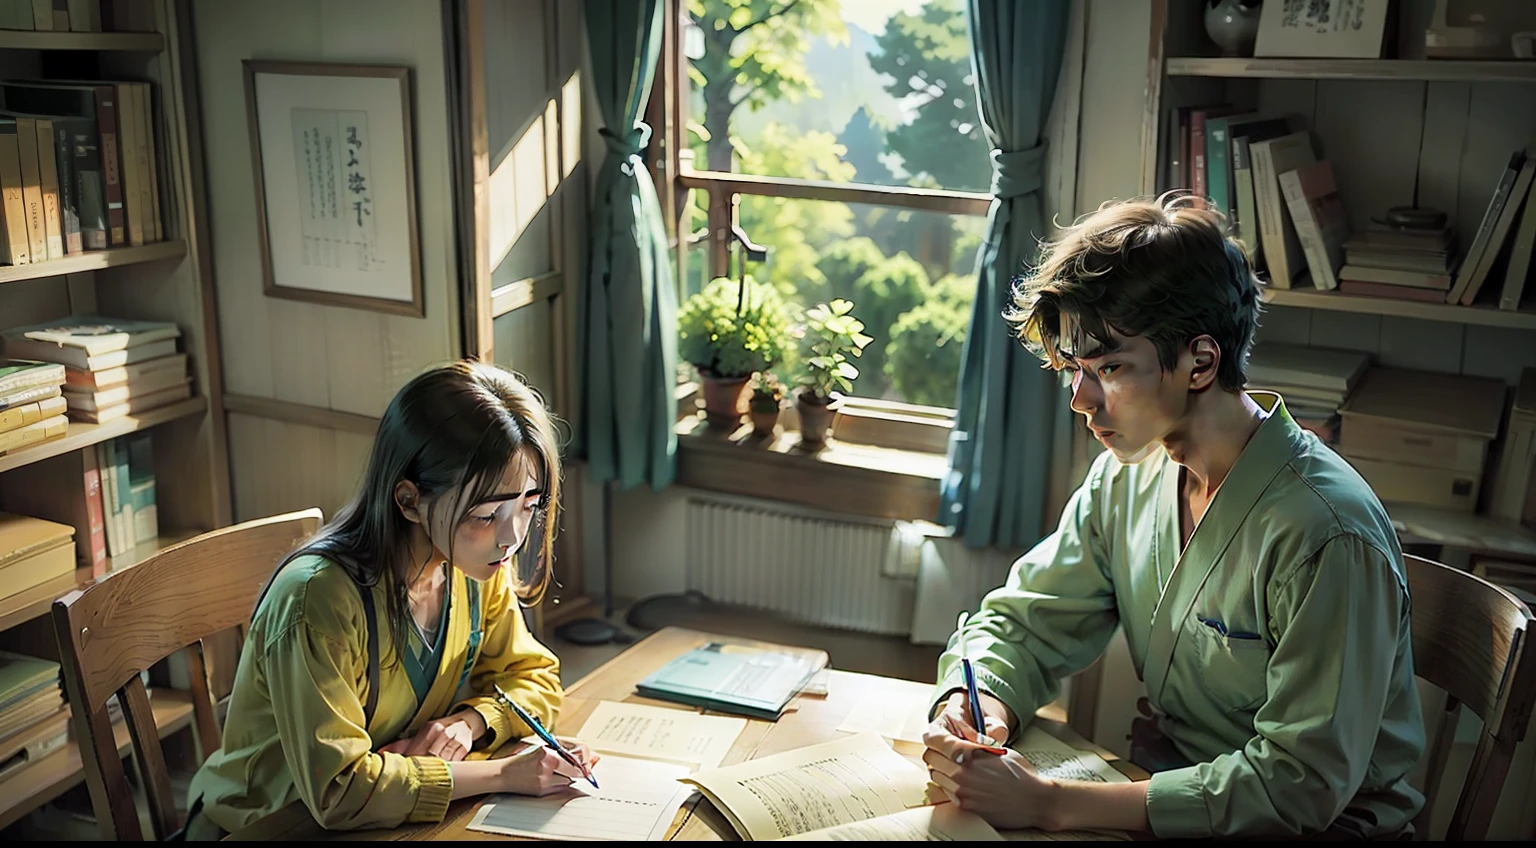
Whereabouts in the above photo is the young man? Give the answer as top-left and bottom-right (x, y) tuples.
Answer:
(922, 196), (1425, 839)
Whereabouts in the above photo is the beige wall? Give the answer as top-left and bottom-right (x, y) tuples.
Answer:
(192, 0), (458, 522)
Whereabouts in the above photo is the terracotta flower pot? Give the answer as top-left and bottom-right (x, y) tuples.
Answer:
(796, 391), (842, 445)
(749, 406), (780, 437)
(700, 373), (751, 426)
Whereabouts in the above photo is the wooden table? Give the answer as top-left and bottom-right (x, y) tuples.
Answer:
(247, 626), (1147, 841)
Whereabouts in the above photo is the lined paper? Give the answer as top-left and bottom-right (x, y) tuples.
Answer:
(467, 755), (692, 841)
(576, 700), (747, 771)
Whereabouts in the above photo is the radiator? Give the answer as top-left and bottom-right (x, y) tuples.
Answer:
(684, 496), (916, 636)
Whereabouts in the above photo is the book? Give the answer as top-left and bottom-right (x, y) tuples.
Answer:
(1251, 131), (1315, 288)
(127, 432), (156, 543)
(69, 379), (190, 423)
(0, 513), (75, 598)
(1279, 159), (1349, 291)
(1459, 155), (1536, 306)
(1338, 280), (1452, 303)
(3, 316), (180, 369)
(64, 351), (186, 391)
(1337, 265), (1452, 290)
(1499, 175), (1536, 312)
(0, 393), (66, 433)
(1248, 342), (1371, 394)
(0, 359), (64, 396)
(0, 383), (61, 413)
(1447, 151), (1526, 305)
(0, 117), (30, 264)
(62, 361), (187, 411)
(0, 413), (66, 454)
(635, 641), (825, 720)
(0, 649), (59, 709)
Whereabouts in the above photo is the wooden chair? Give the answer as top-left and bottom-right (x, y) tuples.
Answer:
(50, 508), (323, 840)
(1406, 553), (1536, 841)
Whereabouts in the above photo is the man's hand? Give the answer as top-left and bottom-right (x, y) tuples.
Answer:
(929, 690), (1013, 746)
(379, 708), (487, 761)
(922, 729), (1062, 830)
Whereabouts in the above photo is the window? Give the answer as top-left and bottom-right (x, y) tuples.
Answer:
(655, 0), (991, 424)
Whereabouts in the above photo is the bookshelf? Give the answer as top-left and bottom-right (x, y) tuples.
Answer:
(0, 689), (194, 832)
(0, 240), (185, 285)
(1165, 57), (1536, 83)
(0, 0), (231, 834)
(1141, 1), (1536, 562)
(0, 30), (164, 53)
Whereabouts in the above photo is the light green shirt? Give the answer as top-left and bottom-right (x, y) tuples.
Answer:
(935, 393), (1425, 838)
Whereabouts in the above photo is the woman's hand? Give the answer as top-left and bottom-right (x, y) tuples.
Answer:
(379, 708), (487, 762)
(496, 738), (603, 796)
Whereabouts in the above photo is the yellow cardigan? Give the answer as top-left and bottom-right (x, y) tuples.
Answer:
(186, 555), (563, 834)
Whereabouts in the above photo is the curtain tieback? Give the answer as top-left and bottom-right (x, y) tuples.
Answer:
(600, 122), (653, 158)
(990, 143), (1046, 199)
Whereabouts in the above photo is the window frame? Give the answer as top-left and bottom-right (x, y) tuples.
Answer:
(649, 0), (993, 459)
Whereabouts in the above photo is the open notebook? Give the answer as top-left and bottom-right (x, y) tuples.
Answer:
(683, 728), (1133, 841)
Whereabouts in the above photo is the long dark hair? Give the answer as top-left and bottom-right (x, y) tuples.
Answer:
(264, 360), (562, 664)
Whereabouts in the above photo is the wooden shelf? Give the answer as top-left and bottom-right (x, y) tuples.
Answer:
(0, 530), (204, 632)
(0, 29), (164, 53)
(1388, 504), (1536, 562)
(0, 396), (206, 475)
(1166, 57), (1536, 83)
(0, 241), (187, 286)
(0, 689), (194, 832)
(1261, 287), (1536, 330)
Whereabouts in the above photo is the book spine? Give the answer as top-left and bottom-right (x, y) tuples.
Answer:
(53, 117), (81, 254)
(1279, 169), (1336, 291)
(36, 119), (63, 260)
(1206, 120), (1231, 220)
(14, 116), (48, 263)
(1190, 111), (1209, 200)
(82, 447), (109, 577)
(93, 85), (126, 247)
(0, 122), (31, 264)
(116, 83), (143, 247)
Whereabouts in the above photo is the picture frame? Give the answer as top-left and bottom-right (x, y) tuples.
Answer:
(242, 60), (424, 317)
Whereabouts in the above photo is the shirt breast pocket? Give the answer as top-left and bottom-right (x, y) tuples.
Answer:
(1186, 612), (1271, 714)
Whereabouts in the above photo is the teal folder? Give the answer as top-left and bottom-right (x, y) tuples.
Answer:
(635, 642), (823, 721)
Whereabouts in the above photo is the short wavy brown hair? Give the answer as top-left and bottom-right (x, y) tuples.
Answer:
(1006, 193), (1261, 392)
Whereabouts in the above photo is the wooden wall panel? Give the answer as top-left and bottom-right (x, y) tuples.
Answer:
(227, 413), (371, 524)
(192, 0), (459, 421)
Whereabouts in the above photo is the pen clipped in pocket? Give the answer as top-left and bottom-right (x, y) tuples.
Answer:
(1198, 615), (1265, 646)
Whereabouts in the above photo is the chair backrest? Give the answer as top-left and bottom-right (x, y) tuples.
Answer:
(1405, 553), (1536, 841)
(50, 508), (322, 840)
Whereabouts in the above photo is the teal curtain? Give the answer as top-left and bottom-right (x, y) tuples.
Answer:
(578, 0), (677, 490)
(941, 0), (1071, 548)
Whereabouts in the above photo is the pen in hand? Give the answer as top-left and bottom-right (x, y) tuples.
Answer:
(957, 612), (1008, 756)
(492, 683), (599, 789)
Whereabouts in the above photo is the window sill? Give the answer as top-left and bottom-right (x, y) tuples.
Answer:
(674, 415), (946, 522)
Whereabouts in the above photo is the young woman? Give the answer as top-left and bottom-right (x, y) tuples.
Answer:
(185, 360), (598, 839)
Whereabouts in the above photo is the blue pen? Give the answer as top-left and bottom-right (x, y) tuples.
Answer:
(493, 683), (598, 789)
(957, 612), (1007, 755)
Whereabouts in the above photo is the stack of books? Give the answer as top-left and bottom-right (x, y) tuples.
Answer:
(0, 649), (68, 785)
(1, 317), (190, 423)
(0, 359), (67, 456)
(1247, 342), (1372, 442)
(0, 511), (76, 604)
(1338, 226), (1457, 302)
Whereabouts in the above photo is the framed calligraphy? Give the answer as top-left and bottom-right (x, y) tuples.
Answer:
(242, 61), (424, 317)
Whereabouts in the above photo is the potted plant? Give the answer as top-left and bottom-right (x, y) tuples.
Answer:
(748, 372), (785, 437)
(677, 276), (793, 425)
(795, 299), (872, 446)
